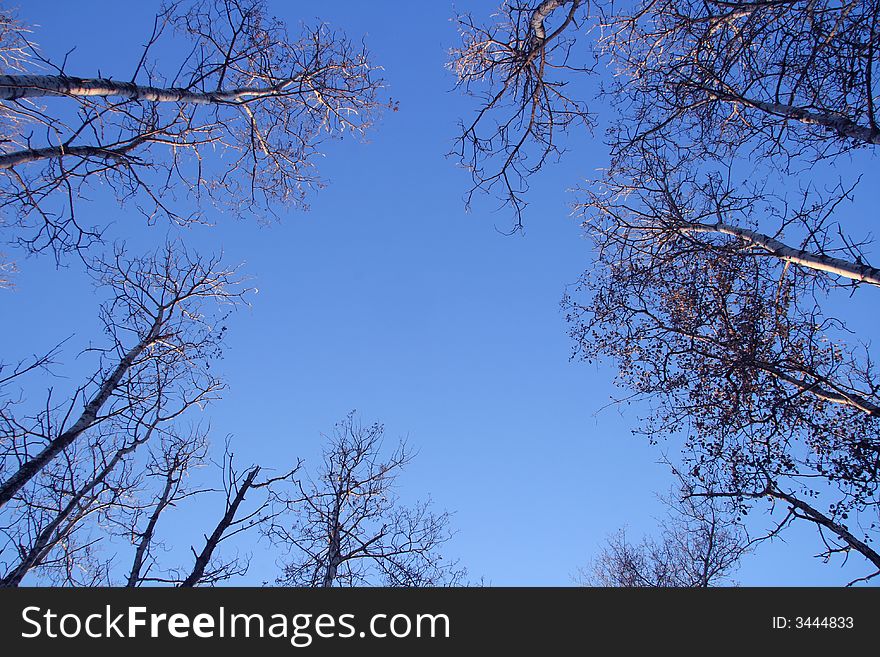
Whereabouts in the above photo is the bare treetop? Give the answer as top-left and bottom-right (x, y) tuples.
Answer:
(0, 239), (271, 586)
(600, 0), (880, 164)
(273, 412), (464, 587)
(0, 0), (384, 259)
(449, 0), (594, 229)
(0, 240), (248, 510)
(586, 488), (749, 587)
(452, 1), (880, 583)
(450, 1), (880, 226)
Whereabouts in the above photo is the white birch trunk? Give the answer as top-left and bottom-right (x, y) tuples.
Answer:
(709, 91), (880, 145)
(681, 221), (880, 287)
(0, 74), (295, 104)
(0, 309), (163, 508)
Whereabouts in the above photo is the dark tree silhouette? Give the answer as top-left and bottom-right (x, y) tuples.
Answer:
(452, 0), (880, 583)
(0, 241), (293, 586)
(272, 412), (464, 587)
(585, 487), (749, 587)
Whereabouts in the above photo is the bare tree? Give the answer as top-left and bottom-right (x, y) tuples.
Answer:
(0, 241), (246, 585)
(121, 444), (299, 588)
(0, 2), (399, 588)
(272, 412), (464, 587)
(0, 241), (244, 507)
(565, 151), (880, 581)
(565, 1), (880, 577)
(0, 0), (383, 261)
(449, 0), (880, 214)
(453, 1), (880, 583)
(122, 427), (211, 587)
(598, 0), (880, 165)
(584, 486), (749, 587)
(564, 148), (880, 581)
(449, 0), (594, 228)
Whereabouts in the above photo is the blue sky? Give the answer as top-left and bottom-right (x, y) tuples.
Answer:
(2, 0), (872, 586)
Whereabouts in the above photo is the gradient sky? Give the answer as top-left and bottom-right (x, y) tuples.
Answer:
(2, 0), (872, 586)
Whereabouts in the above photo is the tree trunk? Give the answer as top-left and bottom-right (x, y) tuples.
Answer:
(0, 74), (295, 104)
(126, 469), (177, 587)
(179, 466), (259, 587)
(0, 143), (140, 170)
(0, 433), (146, 587)
(708, 91), (880, 145)
(770, 486), (880, 573)
(0, 311), (162, 509)
(681, 221), (880, 287)
(322, 498), (344, 587)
